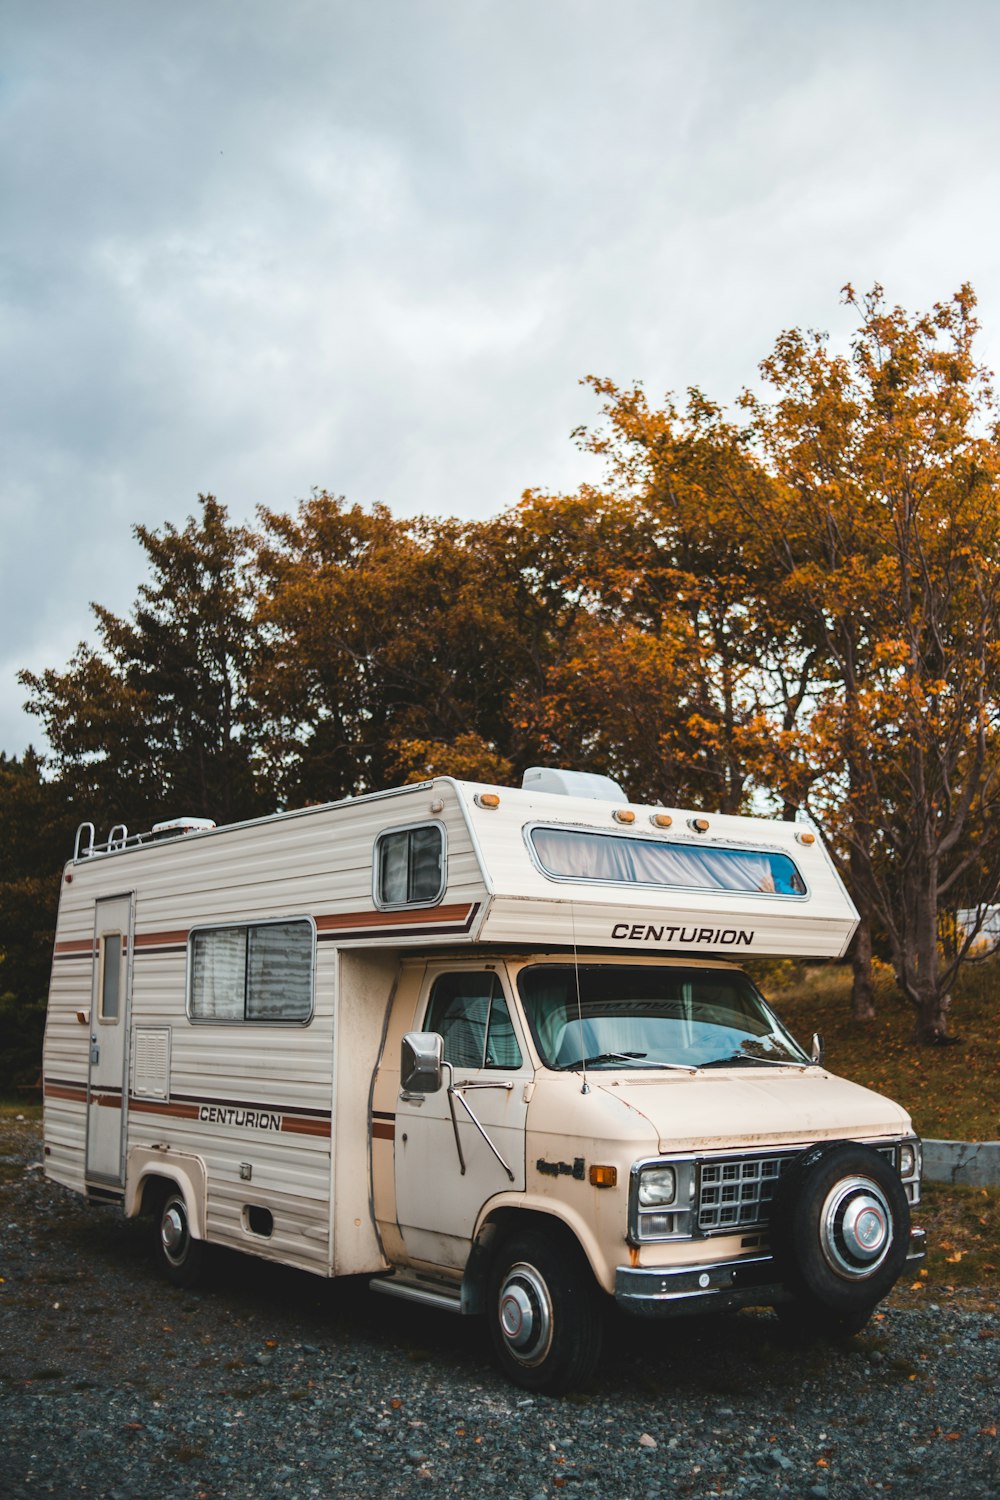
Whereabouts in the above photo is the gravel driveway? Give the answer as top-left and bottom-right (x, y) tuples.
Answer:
(1, 1118), (996, 1500)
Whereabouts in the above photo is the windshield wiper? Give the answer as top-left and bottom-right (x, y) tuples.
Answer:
(700, 1052), (810, 1069)
(560, 1052), (697, 1072)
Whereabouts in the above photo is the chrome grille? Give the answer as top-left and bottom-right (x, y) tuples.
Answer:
(697, 1152), (797, 1234)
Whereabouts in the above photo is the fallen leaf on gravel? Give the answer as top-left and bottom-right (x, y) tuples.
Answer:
(942, 1432), (962, 1441)
(639, 1433), (657, 1449)
(944, 1251), (964, 1263)
(980, 1425), (997, 1437)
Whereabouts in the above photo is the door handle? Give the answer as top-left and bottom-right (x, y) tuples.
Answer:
(90, 1041), (100, 1065)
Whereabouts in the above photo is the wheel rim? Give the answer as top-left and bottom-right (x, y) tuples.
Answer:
(161, 1198), (190, 1267)
(819, 1175), (893, 1279)
(496, 1260), (554, 1367)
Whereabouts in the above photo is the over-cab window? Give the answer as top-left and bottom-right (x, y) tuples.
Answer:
(188, 919), (314, 1024)
(528, 827), (807, 897)
(375, 823), (446, 907)
(423, 972), (523, 1070)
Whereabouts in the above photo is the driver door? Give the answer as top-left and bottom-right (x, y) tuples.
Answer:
(394, 964), (531, 1269)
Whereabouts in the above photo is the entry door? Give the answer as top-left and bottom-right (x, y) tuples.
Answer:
(394, 965), (531, 1269)
(85, 894), (134, 1184)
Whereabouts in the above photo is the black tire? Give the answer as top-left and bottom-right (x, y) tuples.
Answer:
(153, 1188), (207, 1289)
(486, 1228), (604, 1393)
(772, 1142), (910, 1316)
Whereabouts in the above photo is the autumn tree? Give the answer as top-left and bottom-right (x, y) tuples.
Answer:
(739, 285), (1000, 1043)
(20, 496), (266, 832)
(253, 493), (594, 803)
(516, 384), (821, 812)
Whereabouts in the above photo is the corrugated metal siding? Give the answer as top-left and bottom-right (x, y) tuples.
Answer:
(42, 782), (486, 1276)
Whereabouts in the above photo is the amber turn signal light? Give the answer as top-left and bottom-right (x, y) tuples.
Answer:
(589, 1164), (618, 1188)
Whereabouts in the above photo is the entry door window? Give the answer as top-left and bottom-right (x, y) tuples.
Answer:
(99, 934), (123, 1021)
(423, 972), (523, 1070)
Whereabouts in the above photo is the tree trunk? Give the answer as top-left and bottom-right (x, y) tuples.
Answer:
(849, 913), (876, 1023)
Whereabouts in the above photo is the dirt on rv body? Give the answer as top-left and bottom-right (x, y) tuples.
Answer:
(1, 1116), (997, 1500)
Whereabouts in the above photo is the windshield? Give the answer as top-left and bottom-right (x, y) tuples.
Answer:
(517, 963), (809, 1070)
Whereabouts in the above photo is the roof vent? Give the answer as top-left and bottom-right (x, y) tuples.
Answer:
(151, 816), (217, 837)
(521, 767), (628, 804)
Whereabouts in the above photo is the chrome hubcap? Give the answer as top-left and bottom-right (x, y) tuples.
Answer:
(820, 1176), (893, 1278)
(161, 1204), (186, 1259)
(497, 1262), (554, 1366)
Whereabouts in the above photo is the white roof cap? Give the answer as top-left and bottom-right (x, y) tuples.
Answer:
(521, 767), (628, 803)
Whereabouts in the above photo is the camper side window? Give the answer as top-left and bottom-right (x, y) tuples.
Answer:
(188, 919), (314, 1023)
(375, 824), (446, 907)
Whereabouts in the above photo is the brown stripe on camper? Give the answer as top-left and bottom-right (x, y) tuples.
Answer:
(371, 1118), (395, 1141)
(133, 929), (190, 952)
(52, 938), (97, 958)
(315, 902), (479, 941)
(280, 1115), (331, 1138)
(44, 1079), (88, 1103)
(128, 1097), (201, 1121)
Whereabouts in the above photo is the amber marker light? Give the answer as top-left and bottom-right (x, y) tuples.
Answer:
(613, 809), (636, 824)
(688, 817), (710, 833)
(475, 792), (501, 809)
(589, 1164), (618, 1188)
(651, 813), (673, 828)
(796, 831), (816, 846)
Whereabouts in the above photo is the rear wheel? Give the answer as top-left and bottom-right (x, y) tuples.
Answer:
(153, 1188), (207, 1289)
(487, 1228), (604, 1393)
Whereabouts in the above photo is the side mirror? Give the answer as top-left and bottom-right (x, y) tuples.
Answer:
(811, 1032), (825, 1066)
(401, 1031), (444, 1094)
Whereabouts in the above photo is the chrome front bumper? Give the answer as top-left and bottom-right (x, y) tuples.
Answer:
(614, 1226), (926, 1318)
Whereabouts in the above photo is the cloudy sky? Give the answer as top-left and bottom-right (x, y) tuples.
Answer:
(4, 0), (1000, 756)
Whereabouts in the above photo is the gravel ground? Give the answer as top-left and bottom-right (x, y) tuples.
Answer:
(1, 1117), (996, 1500)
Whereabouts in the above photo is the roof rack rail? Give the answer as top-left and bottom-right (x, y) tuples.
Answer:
(71, 816), (217, 861)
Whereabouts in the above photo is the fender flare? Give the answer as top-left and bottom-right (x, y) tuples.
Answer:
(125, 1148), (208, 1242)
(470, 1191), (615, 1296)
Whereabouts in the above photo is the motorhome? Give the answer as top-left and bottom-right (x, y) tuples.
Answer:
(42, 769), (924, 1391)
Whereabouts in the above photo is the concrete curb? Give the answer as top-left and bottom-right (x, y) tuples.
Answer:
(922, 1139), (1000, 1187)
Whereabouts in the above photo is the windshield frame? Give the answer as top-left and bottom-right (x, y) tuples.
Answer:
(514, 959), (811, 1073)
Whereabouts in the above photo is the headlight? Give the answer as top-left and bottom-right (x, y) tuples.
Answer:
(638, 1165), (677, 1207)
(899, 1142), (918, 1178)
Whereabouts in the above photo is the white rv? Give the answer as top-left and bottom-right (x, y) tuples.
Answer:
(43, 770), (923, 1391)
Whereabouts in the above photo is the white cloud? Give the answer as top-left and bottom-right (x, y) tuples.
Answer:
(4, 0), (1000, 753)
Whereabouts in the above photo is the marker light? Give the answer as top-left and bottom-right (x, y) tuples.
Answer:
(651, 813), (673, 828)
(613, 809), (636, 824)
(475, 792), (501, 809)
(688, 817), (710, 833)
(589, 1165), (618, 1188)
(796, 831), (816, 846)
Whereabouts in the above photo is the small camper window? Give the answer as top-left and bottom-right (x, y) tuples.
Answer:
(528, 826), (807, 897)
(375, 823), (446, 907)
(188, 919), (314, 1024)
(99, 934), (122, 1022)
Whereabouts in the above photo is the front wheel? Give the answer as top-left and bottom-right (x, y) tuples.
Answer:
(487, 1228), (604, 1393)
(153, 1189), (207, 1289)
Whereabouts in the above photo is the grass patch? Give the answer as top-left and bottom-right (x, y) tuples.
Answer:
(756, 956), (1000, 1142)
(0, 1100), (43, 1122)
(904, 1181), (1000, 1291)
